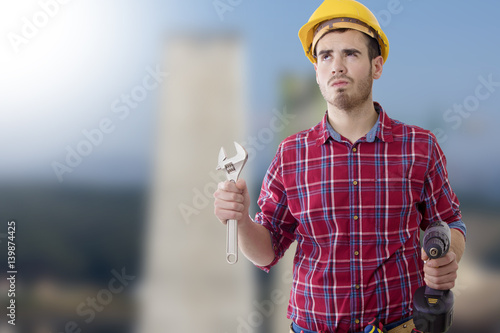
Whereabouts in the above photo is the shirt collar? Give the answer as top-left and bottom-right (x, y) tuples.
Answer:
(315, 102), (394, 145)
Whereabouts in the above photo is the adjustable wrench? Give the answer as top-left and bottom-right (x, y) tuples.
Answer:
(216, 142), (248, 264)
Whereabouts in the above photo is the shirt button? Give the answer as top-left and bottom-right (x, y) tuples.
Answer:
(353, 180), (358, 186)
(352, 147), (357, 152)
(355, 319), (360, 324)
(355, 284), (360, 289)
(354, 250), (359, 256)
(353, 215), (359, 220)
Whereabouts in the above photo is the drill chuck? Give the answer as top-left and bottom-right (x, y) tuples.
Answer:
(429, 247), (439, 258)
(422, 221), (451, 259)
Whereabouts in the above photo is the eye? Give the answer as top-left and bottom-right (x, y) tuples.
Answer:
(320, 53), (331, 61)
(345, 50), (359, 57)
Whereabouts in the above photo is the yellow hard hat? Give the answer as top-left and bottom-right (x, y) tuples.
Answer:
(298, 0), (389, 64)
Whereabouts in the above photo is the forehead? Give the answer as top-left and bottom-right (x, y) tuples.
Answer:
(315, 29), (368, 53)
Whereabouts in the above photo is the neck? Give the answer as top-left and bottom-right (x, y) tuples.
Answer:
(327, 98), (378, 144)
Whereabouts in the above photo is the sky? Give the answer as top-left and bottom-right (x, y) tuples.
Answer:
(0, 0), (499, 200)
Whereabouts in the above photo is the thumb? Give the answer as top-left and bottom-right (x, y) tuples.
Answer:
(234, 179), (251, 214)
(235, 178), (247, 192)
(421, 248), (429, 261)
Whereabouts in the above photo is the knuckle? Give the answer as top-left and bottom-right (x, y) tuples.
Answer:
(214, 209), (224, 219)
(425, 266), (435, 276)
(234, 203), (243, 212)
(229, 202), (240, 211)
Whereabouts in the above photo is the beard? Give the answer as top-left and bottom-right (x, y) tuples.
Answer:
(319, 69), (373, 111)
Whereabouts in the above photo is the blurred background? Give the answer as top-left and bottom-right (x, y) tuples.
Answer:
(0, 0), (499, 332)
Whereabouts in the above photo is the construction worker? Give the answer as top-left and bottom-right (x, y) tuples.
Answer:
(213, 0), (466, 332)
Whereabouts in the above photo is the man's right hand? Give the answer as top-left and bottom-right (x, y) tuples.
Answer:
(213, 179), (275, 266)
(213, 179), (251, 225)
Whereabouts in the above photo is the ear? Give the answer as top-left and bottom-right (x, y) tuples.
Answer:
(372, 55), (384, 80)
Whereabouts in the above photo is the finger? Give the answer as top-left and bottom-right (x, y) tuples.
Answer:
(425, 252), (456, 268)
(423, 260), (458, 278)
(217, 180), (243, 194)
(424, 272), (457, 290)
(214, 190), (246, 223)
(235, 178), (247, 192)
(213, 188), (245, 204)
(217, 180), (235, 191)
(214, 198), (245, 213)
(421, 248), (429, 261)
(213, 207), (244, 223)
(424, 279), (455, 290)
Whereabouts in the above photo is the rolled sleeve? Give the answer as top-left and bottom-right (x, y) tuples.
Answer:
(448, 219), (467, 240)
(254, 144), (298, 272)
(421, 134), (463, 231)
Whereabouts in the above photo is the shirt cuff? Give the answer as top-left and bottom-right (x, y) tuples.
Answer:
(448, 220), (467, 240)
(253, 220), (280, 273)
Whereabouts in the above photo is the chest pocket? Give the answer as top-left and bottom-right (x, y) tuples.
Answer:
(358, 163), (425, 239)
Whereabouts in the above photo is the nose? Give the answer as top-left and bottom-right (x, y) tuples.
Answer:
(331, 57), (346, 75)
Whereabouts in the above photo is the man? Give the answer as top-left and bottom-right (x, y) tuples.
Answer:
(213, 0), (466, 332)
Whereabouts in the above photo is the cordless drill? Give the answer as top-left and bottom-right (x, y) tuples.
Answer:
(413, 221), (454, 333)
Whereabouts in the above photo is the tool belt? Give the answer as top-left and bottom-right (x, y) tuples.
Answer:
(289, 318), (415, 333)
(384, 318), (415, 333)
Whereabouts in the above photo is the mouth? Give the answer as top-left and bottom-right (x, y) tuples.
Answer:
(331, 80), (349, 88)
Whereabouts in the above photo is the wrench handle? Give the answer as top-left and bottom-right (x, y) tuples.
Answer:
(226, 219), (238, 264)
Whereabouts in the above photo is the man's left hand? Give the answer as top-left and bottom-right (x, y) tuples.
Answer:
(421, 248), (459, 290)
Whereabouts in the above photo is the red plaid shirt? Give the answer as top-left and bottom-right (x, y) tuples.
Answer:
(254, 103), (464, 333)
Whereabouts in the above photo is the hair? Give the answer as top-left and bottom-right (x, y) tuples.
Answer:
(365, 34), (382, 60)
(315, 28), (381, 61)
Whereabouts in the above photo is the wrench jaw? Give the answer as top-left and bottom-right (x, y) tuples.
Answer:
(216, 142), (248, 182)
(217, 147), (227, 167)
(233, 141), (247, 160)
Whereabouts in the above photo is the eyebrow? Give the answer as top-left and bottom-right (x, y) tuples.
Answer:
(343, 48), (361, 55)
(317, 48), (362, 57)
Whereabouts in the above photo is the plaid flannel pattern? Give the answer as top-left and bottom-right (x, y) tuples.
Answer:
(254, 104), (463, 333)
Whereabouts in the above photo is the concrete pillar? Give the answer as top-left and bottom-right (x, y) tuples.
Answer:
(136, 33), (253, 333)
